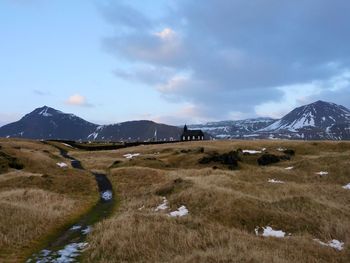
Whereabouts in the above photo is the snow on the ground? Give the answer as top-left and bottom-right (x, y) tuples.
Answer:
(242, 150), (262, 154)
(56, 162), (68, 168)
(285, 166), (294, 170)
(315, 171), (328, 176)
(82, 226), (92, 235)
(62, 143), (73, 148)
(314, 239), (344, 251)
(277, 147), (286, 152)
(342, 183), (350, 190)
(169, 205), (189, 217)
(123, 153), (140, 159)
(268, 179), (284, 184)
(70, 225), (81, 231)
(101, 190), (112, 201)
(155, 197), (168, 211)
(261, 148), (266, 151)
(255, 226), (286, 238)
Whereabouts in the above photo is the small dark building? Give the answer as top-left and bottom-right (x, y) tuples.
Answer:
(181, 125), (204, 141)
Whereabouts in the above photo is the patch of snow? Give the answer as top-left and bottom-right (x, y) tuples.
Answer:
(277, 147), (286, 151)
(216, 134), (230, 138)
(261, 226), (285, 238)
(138, 205), (145, 211)
(315, 171), (328, 176)
(285, 166), (294, 170)
(314, 239), (344, 251)
(243, 134), (260, 137)
(101, 190), (112, 201)
(38, 107), (53, 117)
(261, 148), (266, 151)
(81, 226), (92, 235)
(56, 162), (68, 168)
(342, 183), (350, 190)
(169, 205), (189, 217)
(254, 227), (259, 236)
(268, 179), (284, 184)
(87, 132), (99, 140)
(155, 197), (168, 211)
(242, 150), (262, 154)
(123, 153), (140, 159)
(70, 225), (81, 231)
(62, 143), (73, 148)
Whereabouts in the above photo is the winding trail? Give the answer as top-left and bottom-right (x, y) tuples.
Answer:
(26, 143), (114, 263)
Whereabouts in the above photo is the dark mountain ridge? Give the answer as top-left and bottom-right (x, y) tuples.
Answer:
(1, 101), (350, 141)
(0, 106), (182, 141)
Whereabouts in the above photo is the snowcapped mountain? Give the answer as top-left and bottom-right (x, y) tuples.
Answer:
(0, 106), (97, 140)
(1, 102), (349, 141)
(257, 101), (350, 140)
(0, 106), (182, 141)
(189, 118), (276, 139)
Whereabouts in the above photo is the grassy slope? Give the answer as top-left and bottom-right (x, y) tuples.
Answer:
(0, 139), (98, 263)
(74, 140), (350, 263)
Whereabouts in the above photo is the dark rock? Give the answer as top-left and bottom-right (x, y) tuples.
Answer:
(199, 150), (240, 168)
(257, 154), (281, 166)
(283, 149), (295, 156)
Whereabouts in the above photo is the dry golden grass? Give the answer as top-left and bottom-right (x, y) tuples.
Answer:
(82, 140), (350, 262)
(0, 139), (98, 262)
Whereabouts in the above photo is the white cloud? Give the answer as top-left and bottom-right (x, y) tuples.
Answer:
(65, 94), (93, 107)
(154, 28), (176, 40)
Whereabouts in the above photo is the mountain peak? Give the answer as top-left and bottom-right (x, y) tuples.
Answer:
(260, 100), (350, 133)
(28, 106), (63, 118)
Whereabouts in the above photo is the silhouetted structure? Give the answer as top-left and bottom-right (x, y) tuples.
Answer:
(181, 125), (204, 141)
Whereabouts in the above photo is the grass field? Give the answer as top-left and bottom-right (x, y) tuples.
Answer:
(1, 139), (349, 262)
(0, 139), (98, 263)
(74, 140), (350, 263)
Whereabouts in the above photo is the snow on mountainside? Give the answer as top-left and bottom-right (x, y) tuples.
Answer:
(189, 118), (276, 138)
(0, 106), (97, 140)
(260, 101), (350, 132)
(257, 101), (350, 140)
(1, 101), (350, 141)
(0, 106), (182, 141)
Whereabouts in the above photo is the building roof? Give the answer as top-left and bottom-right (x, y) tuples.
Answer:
(182, 130), (204, 137)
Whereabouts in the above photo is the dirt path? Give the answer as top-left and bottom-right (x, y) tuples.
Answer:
(26, 144), (114, 263)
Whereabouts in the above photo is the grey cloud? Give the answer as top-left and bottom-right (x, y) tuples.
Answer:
(97, 1), (152, 30)
(100, 0), (350, 120)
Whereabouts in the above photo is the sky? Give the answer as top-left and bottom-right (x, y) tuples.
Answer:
(1, 0), (350, 126)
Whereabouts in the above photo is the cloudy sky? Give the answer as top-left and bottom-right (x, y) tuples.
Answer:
(1, 0), (350, 126)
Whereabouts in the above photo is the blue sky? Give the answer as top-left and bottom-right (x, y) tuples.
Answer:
(1, 0), (350, 126)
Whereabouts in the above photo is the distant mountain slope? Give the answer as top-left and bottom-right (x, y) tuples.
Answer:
(1, 101), (350, 141)
(0, 106), (97, 140)
(0, 106), (182, 141)
(260, 100), (350, 132)
(87, 120), (182, 142)
(257, 101), (350, 140)
(189, 118), (276, 138)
